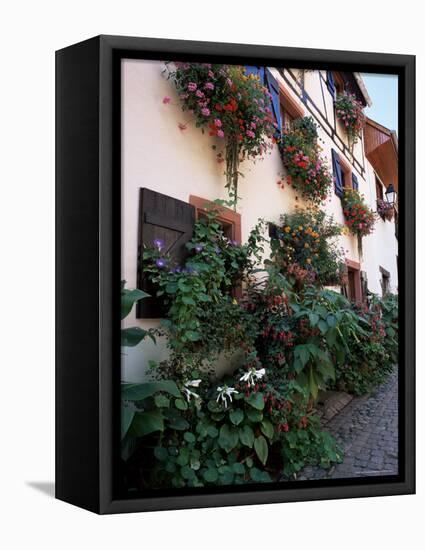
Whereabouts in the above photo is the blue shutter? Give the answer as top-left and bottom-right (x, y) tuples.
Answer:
(327, 70), (336, 99)
(265, 69), (281, 138)
(331, 149), (343, 197)
(352, 173), (359, 190)
(244, 66), (265, 84)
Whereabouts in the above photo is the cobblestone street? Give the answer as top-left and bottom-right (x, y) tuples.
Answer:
(299, 371), (398, 480)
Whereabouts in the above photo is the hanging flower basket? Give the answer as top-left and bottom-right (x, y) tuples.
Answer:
(341, 188), (376, 257)
(376, 198), (394, 221)
(335, 91), (365, 148)
(279, 117), (333, 205)
(166, 63), (277, 204)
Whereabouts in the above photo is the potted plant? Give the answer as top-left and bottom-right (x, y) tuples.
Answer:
(279, 117), (333, 205)
(341, 188), (376, 256)
(335, 91), (366, 149)
(376, 198), (395, 221)
(166, 63), (277, 205)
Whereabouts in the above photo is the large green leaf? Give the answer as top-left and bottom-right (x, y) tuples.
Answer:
(122, 380), (181, 401)
(128, 410), (164, 437)
(261, 419), (274, 439)
(121, 327), (155, 347)
(294, 344), (310, 369)
(218, 424), (239, 453)
(308, 366), (319, 399)
(317, 352), (336, 381)
(247, 392), (265, 411)
(254, 435), (268, 465)
(238, 424), (254, 448)
(121, 288), (149, 320)
(246, 409), (263, 422)
(229, 409), (244, 426)
(168, 415), (190, 431)
(121, 405), (135, 440)
(203, 468), (218, 483)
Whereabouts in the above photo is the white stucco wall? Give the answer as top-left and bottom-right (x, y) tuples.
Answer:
(121, 59), (398, 383)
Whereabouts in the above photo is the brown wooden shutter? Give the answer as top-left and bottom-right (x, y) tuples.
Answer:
(137, 188), (195, 318)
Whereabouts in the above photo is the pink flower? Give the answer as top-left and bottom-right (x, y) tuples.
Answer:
(246, 130), (255, 138)
(250, 122), (257, 129)
(178, 122), (187, 131)
(204, 82), (214, 90)
(208, 70), (214, 78)
(201, 107), (210, 116)
(195, 89), (205, 98)
(214, 118), (222, 128)
(217, 129), (224, 138)
(187, 82), (197, 92)
(162, 96), (171, 104)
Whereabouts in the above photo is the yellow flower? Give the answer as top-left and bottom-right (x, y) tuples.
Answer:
(232, 298), (238, 305)
(306, 258), (312, 264)
(284, 226), (291, 233)
(298, 226), (303, 230)
(304, 243), (310, 249)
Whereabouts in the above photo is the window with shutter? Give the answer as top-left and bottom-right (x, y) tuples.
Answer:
(265, 69), (281, 138)
(327, 70), (336, 99)
(331, 149), (344, 197)
(352, 173), (359, 190)
(345, 259), (362, 303)
(137, 188), (195, 318)
(279, 86), (305, 131)
(189, 195), (241, 243)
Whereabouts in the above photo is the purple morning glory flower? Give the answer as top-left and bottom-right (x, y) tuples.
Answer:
(195, 244), (204, 253)
(155, 258), (167, 269)
(153, 238), (165, 251)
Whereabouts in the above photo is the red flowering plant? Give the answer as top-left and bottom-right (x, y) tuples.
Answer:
(376, 198), (394, 221)
(165, 62), (276, 203)
(341, 188), (376, 257)
(341, 188), (376, 238)
(335, 91), (365, 148)
(279, 117), (333, 205)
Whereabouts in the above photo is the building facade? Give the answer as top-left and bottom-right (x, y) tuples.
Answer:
(121, 59), (398, 382)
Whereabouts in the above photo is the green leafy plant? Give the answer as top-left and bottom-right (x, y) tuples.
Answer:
(332, 293), (398, 395)
(121, 281), (155, 347)
(269, 205), (345, 287)
(141, 205), (266, 366)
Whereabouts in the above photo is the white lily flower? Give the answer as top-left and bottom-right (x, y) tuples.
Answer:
(239, 367), (266, 387)
(182, 379), (202, 402)
(216, 385), (239, 408)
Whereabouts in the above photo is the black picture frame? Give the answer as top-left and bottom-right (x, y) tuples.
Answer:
(56, 35), (415, 514)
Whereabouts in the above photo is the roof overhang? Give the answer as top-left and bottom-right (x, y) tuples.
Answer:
(364, 117), (398, 192)
(353, 73), (373, 107)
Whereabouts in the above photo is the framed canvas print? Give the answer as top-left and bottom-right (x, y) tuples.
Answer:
(56, 35), (415, 514)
